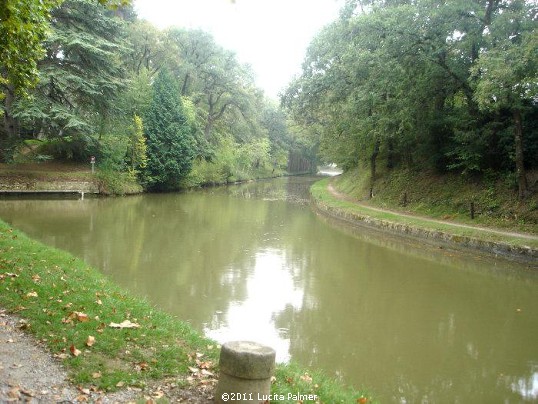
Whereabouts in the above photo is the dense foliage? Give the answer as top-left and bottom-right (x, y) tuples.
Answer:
(282, 0), (537, 199)
(3, 0), (535, 195)
(0, 0), (62, 96)
(0, 0), (308, 191)
(144, 69), (196, 190)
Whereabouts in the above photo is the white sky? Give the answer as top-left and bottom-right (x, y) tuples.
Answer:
(134, 0), (345, 99)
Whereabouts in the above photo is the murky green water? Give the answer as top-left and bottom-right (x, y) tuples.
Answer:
(0, 176), (537, 402)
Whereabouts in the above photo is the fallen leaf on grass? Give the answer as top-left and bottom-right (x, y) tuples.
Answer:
(26, 291), (38, 298)
(69, 344), (81, 357)
(300, 373), (312, 383)
(196, 359), (213, 370)
(135, 361), (149, 372)
(92, 372), (102, 379)
(75, 312), (90, 322)
(63, 311), (89, 324)
(188, 365), (215, 378)
(109, 320), (140, 329)
(85, 335), (96, 347)
(0, 272), (18, 280)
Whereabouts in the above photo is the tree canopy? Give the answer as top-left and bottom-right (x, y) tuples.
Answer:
(0, 0), (301, 190)
(0, 0), (62, 97)
(282, 0), (537, 198)
(4, 0), (532, 196)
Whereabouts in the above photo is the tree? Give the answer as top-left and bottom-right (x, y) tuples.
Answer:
(144, 69), (197, 191)
(0, 0), (62, 159)
(128, 114), (148, 178)
(0, 0), (62, 96)
(124, 20), (164, 75)
(164, 28), (260, 143)
(118, 68), (153, 118)
(0, 0), (130, 160)
(472, 13), (537, 198)
(283, 0), (538, 192)
(4, 0), (127, 162)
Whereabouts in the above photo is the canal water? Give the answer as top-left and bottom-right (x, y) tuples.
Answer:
(0, 176), (537, 402)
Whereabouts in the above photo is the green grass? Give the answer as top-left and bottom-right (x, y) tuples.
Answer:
(0, 219), (369, 403)
(1, 161), (286, 195)
(334, 166), (538, 233)
(311, 178), (538, 250)
(0, 162), (143, 195)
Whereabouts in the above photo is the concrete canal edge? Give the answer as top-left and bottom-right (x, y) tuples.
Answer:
(310, 183), (538, 265)
(0, 179), (99, 197)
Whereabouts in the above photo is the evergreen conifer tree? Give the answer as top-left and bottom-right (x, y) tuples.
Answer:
(144, 68), (196, 190)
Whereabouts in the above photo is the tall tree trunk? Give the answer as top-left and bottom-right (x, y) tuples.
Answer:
(369, 139), (380, 198)
(513, 108), (528, 199)
(181, 73), (190, 95)
(204, 118), (213, 141)
(1, 85), (18, 162)
(386, 137), (394, 169)
(204, 95), (216, 142)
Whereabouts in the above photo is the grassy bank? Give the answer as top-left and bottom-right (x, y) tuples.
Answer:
(0, 161), (287, 196)
(0, 162), (143, 196)
(334, 166), (538, 233)
(0, 219), (368, 402)
(311, 178), (538, 259)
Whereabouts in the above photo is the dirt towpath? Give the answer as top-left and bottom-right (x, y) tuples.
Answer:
(327, 183), (538, 241)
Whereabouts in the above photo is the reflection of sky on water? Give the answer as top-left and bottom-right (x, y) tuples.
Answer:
(204, 248), (303, 362)
(509, 366), (538, 401)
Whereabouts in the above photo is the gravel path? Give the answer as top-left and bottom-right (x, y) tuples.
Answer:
(0, 310), (215, 403)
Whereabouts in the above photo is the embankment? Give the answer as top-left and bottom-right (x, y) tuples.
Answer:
(311, 178), (538, 265)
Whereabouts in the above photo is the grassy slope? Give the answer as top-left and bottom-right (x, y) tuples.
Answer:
(333, 165), (538, 234)
(0, 161), (284, 195)
(312, 181), (538, 254)
(0, 219), (368, 403)
(0, 162), (142, 195)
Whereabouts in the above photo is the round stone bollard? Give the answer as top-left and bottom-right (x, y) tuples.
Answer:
(215, 341), (276, 403)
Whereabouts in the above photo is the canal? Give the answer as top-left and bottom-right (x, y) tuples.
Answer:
(0, 176), (537, 402)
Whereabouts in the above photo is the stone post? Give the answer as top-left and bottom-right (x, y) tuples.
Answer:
(215, 341), (276, 403)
